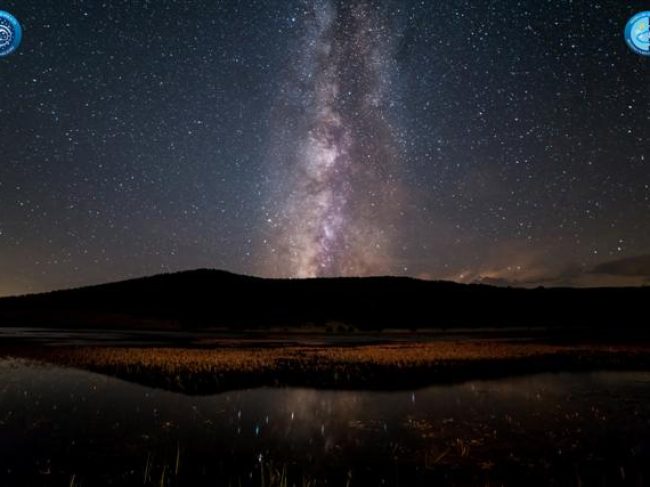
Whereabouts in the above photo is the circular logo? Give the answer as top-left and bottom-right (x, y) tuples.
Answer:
(0, 11), (22, 57)
(625, 11), (650, 56)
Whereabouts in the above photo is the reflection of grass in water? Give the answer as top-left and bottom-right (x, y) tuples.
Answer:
(3, 358), (649, 486)
(140, 453), (328, 487)
(62, 426), (641, 487)
(258, 462), (350, 487)
(175, 442), (180, 476)
(144, 453), (152, 484)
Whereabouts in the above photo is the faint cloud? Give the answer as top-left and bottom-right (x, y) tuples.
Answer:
(590, 254), (650, 277)
(440, 244), (650, 288)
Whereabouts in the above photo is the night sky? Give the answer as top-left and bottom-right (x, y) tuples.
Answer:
(0, 0), (648, 296)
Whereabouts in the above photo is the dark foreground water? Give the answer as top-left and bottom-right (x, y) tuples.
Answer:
(1, 360), (650, 486)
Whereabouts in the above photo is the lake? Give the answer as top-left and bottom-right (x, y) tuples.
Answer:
(1, 359), (650, 486)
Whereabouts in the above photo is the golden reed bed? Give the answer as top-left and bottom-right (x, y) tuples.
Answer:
(13, 341), (650, 378)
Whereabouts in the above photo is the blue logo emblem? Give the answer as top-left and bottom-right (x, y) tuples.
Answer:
(625, 11), (650, 56)
(0, 10), (22, 57)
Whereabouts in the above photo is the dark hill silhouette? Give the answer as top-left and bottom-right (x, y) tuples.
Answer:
(0, 269), (648, 331)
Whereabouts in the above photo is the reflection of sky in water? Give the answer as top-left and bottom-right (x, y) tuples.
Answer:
(2, 360), (650, 485)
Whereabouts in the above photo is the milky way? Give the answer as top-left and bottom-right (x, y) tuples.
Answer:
(1, 0), (649, 295)
(264, 0), (405, 278)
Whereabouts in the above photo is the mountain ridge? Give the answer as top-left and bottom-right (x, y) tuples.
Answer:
(0, 268), (647, 331)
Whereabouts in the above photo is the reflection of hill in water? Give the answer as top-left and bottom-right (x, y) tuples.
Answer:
(3, 358), (650, 486)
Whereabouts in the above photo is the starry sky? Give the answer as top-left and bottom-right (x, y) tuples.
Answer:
(0, 0), (648, 296)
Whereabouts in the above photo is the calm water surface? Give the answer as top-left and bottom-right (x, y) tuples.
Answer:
(1, 359), (650, 486)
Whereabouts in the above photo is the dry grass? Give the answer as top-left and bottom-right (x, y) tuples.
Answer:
(42, 346), (289, 375)
(12, 340), (650, 378)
